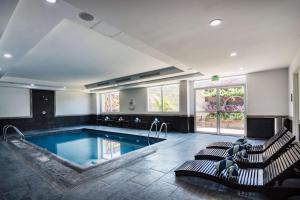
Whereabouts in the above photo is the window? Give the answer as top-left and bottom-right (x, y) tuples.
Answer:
(101, 92), (119, 112)
(147, 84), (179, 112)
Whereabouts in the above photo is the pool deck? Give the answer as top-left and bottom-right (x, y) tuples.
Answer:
(0, 125), (270, 200)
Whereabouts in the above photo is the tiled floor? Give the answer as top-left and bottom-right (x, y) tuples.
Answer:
(0, 126), (279, 200)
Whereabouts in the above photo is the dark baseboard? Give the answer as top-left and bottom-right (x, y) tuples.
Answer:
(0, 114), (194, 134)
(96, 114), (194, 133)
(1, 113), (289, 138)
(0, 115), (96, 134)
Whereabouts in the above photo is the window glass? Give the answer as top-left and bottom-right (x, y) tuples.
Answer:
(147, 84), (179, 112)
(101, 92), (119, 112)
(147, 86), (162, 112)
(110, 92), (120, 112)
(162, 84), (179, 112)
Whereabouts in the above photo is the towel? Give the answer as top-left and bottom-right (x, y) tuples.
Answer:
(228, 163), (239, 179)
(227, 145), (244, 156)
(236, 149), (249, 160)
(227, 143), (252, 156)
(233, 137), (247, 145)
(215, 156), (235, 173)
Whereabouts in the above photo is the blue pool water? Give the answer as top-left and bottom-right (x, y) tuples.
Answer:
(26, 129), (161, 167)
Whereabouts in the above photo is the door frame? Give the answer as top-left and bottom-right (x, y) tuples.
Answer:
(293, 72), (299, 141)
(194, 84), (247, 136)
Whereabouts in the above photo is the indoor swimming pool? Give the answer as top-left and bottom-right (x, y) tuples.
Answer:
(26, 129), (163, 167)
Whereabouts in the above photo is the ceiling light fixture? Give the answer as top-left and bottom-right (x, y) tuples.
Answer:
(209, 19), (222, 27)
(239, 67), (244, 70)
(3, 53), (12, 59)
(46, 0), (56, 3)
(230, 52), (237, 57)
(30, 83), (35, 87)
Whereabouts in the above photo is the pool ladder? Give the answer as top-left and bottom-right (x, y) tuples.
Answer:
(2, 125), (25, 142)
(148, 121), (168, 139)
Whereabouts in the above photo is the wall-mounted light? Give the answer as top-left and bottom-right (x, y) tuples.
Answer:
(230, 52), (237, 57)
(3, 53), (12, 59)
(210, 19), (222, 27)
(46, 0), (56, 3)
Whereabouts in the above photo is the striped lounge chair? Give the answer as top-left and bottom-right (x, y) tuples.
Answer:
(194, 132), (295, 168)
(206, 127), (288, 154)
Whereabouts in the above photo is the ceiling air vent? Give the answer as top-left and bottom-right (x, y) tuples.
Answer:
(79, 12), (94, 21)
(139, 72), (160, 79)
(115, 77), (131, 83)
(97, 82), (109, 87)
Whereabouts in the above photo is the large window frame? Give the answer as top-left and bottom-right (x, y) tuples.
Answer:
(100, 91), (120, 113)
(147, 84), (180, 113)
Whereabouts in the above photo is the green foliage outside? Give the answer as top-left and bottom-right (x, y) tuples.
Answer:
(152, 96), (178, 112)
(205, 87), (244, 121)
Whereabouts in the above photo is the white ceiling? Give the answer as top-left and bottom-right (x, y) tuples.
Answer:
(0, 0), (171, 87)
(66, 0), (300, 76)
(1, 0), (300, 87)
(8, 19), (169, 85)
(0, 0), (18, 39)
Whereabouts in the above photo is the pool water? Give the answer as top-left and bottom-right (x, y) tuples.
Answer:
(26, 129), (160, 167)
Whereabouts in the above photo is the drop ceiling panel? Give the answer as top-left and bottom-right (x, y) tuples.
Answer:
(66, 0), (300, 75)
(7, 19), (169, 86)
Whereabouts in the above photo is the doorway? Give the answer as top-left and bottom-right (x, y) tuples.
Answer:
(195, 85), (245, 136)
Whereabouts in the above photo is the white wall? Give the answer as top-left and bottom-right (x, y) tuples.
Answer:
(246, 68), (288, 116)
(55, 91), (93, 116)
(90, 93), (98, 115)
(288, 49), (300, 117)
(119, 88), (148, 114)
(0, 87), (31, 118)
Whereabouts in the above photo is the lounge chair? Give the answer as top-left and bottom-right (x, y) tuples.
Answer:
(206, 127), (288, 154)
(194, 132), (295, 168)
(175, 142), (300, 192)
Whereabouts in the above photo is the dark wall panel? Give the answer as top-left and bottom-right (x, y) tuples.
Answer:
(32, 90), (55, 129)
(247, 118), (274, 138)
(96, 114), (194, 133)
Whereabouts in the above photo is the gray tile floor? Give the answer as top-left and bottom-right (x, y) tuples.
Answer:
(0, 126), (273, 200)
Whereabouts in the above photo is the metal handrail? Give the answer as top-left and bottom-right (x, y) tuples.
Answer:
(3, 125), (25, 142)
(158, 122), (168, 138)
(148, 122), (158, 137)
(147, 121), (159, 145)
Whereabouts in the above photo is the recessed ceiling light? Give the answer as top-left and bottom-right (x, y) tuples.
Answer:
(30, 83), (35, 87)
(239, 67), (244, 70)
(3, 53), (12, 59)
(46, 0), (56, 3)
(230, 52), (237, 57)
(209, 19), (222, 27)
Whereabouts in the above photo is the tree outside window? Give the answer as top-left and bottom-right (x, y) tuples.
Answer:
(147, 84), (179, 112)
(101, 92), (119, 113)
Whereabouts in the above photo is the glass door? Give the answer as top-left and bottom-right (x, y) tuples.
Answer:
(219, 86), (245, 135)
(195, 88), (218, 134)
(195, 85), (245, 136)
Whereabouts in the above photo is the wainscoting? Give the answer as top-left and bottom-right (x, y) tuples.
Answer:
(96, 114), (194, 133)
(1, 114), (290, 138)
(0, 115), (96, 134)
